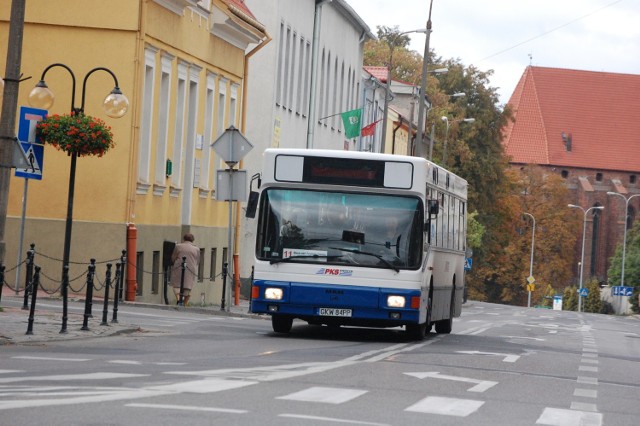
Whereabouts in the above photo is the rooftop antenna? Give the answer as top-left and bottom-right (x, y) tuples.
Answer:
(528, 53), (533, 65)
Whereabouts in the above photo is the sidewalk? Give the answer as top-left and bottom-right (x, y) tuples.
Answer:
(0, 285), (254, 346)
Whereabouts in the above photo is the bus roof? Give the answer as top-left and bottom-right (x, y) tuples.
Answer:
(262, 148), (467, 198)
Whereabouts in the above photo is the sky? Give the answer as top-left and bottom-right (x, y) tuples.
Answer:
(346, 0), (640, 105)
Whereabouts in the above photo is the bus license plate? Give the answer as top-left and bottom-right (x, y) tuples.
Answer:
(319, 307), (352, 317)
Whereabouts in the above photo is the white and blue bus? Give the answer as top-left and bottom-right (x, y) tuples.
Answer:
(248, 149), (468, 339)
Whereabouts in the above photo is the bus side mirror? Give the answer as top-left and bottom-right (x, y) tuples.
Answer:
(245, 173), (262, 219)
(245, 191), (259, 218)
(428, 199), (439, 216)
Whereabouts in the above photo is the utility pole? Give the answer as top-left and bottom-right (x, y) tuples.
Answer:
(0, 0), (27, 265)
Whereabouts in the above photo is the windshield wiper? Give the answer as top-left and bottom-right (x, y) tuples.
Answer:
(269, 254), (342, 265)
(329, 247), (400, 273)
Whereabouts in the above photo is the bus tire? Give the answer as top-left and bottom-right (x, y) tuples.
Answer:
(426, 285), (434, 333)
(406, 322), (426, 341)
(435, 289), (455, 334)
(272, 315), (293, 333)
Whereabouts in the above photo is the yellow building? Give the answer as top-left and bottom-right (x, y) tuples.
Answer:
(0, 0), (267, 305)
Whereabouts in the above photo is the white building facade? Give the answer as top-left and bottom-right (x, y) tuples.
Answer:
(240, 0), (374, 281)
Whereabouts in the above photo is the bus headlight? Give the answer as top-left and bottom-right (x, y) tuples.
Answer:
(265, 287), (284, 300)
(387, 295), (406, 308)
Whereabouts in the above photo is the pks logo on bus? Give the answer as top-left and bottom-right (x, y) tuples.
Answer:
(316, 268), (353, 276)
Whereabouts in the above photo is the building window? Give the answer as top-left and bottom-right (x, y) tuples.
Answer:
(561, 170), (569, 178)
(217, 78), (228, 136)
(595, 172), (603, 182)
(201, 72), (216, 190)
(230, 84), (239, 127)
(302, 41), (311, 117)
(138, 47), (158, 186)
(630, 175), (637, 184)
(155, 54), (173, 187)
(275, 22), (285, 106)
(171, 61), (189, 190)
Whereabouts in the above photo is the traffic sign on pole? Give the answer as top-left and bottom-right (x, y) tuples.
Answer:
(612, 286), (634, 296)
(211, 125), (253, 165)
(464, 257), (472, 271)
(14, 106), (46, 180)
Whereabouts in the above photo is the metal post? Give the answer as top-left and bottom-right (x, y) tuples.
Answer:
(523, 213), (535, 308)
(415, 0), (434, 158)
(0, 0), (27, 268)
(0, 264), (5, 303)
(221, 262), (228, 311)
(26, 266), (40, 335)
(61, 152), (77, 324)
(22, 244), (34, 309)
(111, 261), (121, 324)
(81, 259), (96, 331)
(578, 213), (587, 313)
(100, 263), (112, 326)
(569, 204), (604, 313)
(118, 250), (126, 301)
(86, 258), (95, 318)
(15, 179), (28, 294)
(225, 168), (234, 312)
(60, 265), (69, 333)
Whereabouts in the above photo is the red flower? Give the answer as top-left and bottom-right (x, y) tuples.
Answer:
(35, 112), (115, 158)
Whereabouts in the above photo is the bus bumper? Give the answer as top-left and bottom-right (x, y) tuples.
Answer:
(251, 280), (421, 327)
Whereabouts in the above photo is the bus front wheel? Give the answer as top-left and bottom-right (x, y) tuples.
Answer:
(406, 322), (426, 341)
(272, 315), (293, 333)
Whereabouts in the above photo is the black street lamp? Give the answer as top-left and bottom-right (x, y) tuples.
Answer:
(28, 63), (128, 333)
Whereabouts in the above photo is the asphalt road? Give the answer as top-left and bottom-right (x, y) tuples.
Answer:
(1, 301), (639, 425)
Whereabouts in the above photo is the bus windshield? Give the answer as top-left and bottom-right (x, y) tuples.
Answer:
(256, 188), (423, 270)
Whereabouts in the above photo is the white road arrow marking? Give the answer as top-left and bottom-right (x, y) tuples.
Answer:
(404, 372), (497, 392)
(456, 350), (520, 362)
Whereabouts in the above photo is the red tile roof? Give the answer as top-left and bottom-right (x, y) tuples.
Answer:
(224, 0), (256, 20)
(502, 66), (640, 172)
(364, 66), (389, 83)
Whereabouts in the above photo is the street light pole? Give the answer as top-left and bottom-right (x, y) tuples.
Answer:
(523, 212), (535, 308)
(0, 0), (27, 268)
(606, 192), (640, 287)
(568, 204), (604, 312)
(415, 0), (434, 159)
(28, 64), (128, 333)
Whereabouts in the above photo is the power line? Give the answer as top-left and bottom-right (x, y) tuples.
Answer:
(478, 0), (625, 62)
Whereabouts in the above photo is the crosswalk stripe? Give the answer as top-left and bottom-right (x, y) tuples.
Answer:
(536, 407), (602, 426)
(277, 386), (367, 404)
(405, 396), (484, 417)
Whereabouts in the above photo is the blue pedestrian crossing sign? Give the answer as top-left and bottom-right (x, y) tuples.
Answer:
(14, 106), (47, 180)
(579, 287), (589, 297)
(464, 257), (473, 271)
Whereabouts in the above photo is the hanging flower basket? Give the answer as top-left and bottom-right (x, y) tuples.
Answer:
(36, 112), (115, 157)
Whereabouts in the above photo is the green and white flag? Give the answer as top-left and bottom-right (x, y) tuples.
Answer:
(340, 108), (362, 138)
